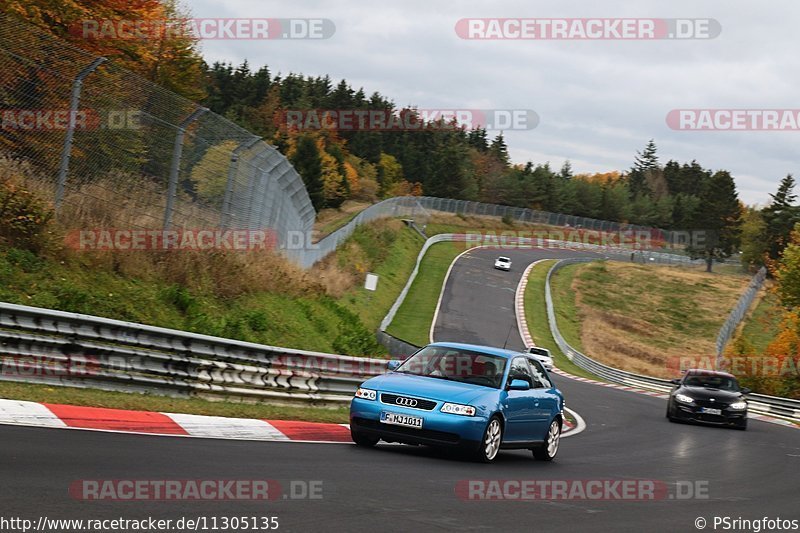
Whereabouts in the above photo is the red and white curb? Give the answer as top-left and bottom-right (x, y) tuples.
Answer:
(0, 399), (352, 443)
(514, 260), (798, 430)
(0, 398), (581, 442)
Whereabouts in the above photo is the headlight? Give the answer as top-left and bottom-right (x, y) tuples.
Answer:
(675, 393), (695, 404)
(441, 403), (476, 416)
(729, 401), (747, 410)
(355, 388), (377, 400)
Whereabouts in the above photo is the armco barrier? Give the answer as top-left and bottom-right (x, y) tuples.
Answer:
(544, 259), (800, 423)
(0, 302), (386, 404)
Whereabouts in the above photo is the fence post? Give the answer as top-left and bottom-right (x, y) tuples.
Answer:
(163, 107), (208, 230)
(55, 57), (106, 210)
(220, 136), (261, 229)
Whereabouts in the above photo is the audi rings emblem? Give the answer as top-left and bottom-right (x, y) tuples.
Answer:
(395, 397), (418, 407)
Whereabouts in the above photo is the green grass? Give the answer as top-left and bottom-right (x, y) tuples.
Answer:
(0, 222), (427, 358)
(523, 261), (600, 380)
(336, 224), (425, 333)
(316, 209), (364, 239)
(0, 381), (349, 423)
(548, 264), (587, 353)
(386, 241), (469, 346)
(737, 290), (782, 354)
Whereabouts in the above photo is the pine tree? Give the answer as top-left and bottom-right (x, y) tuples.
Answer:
(763, 174), (800, 261)
(687, 170), (742, 272)
(628, 139), (659, 198)
(489, 133), (510, 166)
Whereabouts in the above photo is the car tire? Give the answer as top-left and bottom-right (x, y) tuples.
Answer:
(666, 402), (677, 422)
(474, 416), (503, 463)
(351, 430), (379, 447)
(532, 419), (561, 461)
(735, 420), (748, 431)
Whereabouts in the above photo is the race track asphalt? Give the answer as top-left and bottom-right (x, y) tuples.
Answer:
(1, 247), (798, 533)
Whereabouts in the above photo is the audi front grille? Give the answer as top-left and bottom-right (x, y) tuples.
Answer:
(380, 393), (437, 411)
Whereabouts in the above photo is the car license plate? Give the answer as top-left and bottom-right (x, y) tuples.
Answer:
(701, 407), (722, 415)
(380, 411), (423, 429)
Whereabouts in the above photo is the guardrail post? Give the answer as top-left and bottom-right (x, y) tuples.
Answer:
(55, 57), (107, 210)
(220, 136), (261, 229)
(163, 107), (208, 230)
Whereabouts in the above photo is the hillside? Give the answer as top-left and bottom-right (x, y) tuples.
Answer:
(551, 261), (752, 378)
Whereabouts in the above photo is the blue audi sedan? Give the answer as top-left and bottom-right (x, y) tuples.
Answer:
(349, 342), (565, 462)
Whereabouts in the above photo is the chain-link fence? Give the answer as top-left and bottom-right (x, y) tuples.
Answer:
(0, 14), (314, 245)
(307, 195), (707, 268)
(716, 266), (768, 362)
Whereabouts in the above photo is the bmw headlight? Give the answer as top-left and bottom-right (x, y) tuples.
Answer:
(675, 393), (695, 404)
(729, 401), (747, 410)
(355, 388), (377, 400)
(441, 403), (476, 416)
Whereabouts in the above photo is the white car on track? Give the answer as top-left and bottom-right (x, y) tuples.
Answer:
(494, 256), (512, 271)
(527, 346), (554, 371)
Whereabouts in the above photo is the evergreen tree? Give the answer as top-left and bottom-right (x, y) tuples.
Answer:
(489, 133), (510, 166)
(762, 174), (800, 261)
(687, 170), (742, 272)
(628, 139), (659, 198)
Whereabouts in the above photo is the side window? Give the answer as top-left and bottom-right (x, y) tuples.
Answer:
(528, 358), (551, 388)
(509, 357), (534, 387)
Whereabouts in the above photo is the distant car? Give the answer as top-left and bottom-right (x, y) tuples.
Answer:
(526, 347), (554, 370)
(666, 369), (749, 430)
(494, 256), (511, 271)
(350, 342), (565, 463)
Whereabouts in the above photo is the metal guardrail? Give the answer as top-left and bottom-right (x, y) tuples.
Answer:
(544, 259), (800, 423)
(0, 302), (386, 404)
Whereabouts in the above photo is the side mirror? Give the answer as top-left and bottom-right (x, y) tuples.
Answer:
(508, 379), (531, 391)
(670, 378), (681, 385)
(741, 387), (751, 395)
(386, 360), (402, 371)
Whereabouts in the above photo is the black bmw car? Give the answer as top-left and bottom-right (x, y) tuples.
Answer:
(666, 369), (750, 430)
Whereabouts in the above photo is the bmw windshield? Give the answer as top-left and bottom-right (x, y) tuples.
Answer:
(395, 346), (507, 389)
(684, 375), (740, 391)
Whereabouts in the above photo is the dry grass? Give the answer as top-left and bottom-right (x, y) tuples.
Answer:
(0, 155), (325, 299)
(571, 262), (751, 378)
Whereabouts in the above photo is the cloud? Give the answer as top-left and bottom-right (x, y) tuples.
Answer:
(186, 0), (800, 205)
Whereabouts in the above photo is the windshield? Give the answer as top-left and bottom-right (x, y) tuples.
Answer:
(683, 375), (740, 391)
(498, 257), (510, 262)
(396, 346), (507, 389)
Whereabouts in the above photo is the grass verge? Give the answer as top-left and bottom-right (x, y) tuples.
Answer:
(386, 241), (468, 346)
(549, 261), (751, 379)
(523, 261), (600, 380)
(736, 287), (781, 354)
(0, 381), (350, 423)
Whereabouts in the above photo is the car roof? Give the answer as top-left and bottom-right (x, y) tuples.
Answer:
(427, 342), (520, 359)
(683, 368), (736, 379)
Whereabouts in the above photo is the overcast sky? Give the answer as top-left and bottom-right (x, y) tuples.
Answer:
(185, 0), (800, 206)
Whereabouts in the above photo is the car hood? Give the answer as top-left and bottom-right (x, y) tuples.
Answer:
(679, 386), (745, 402)
(362, 372), (496, 403)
